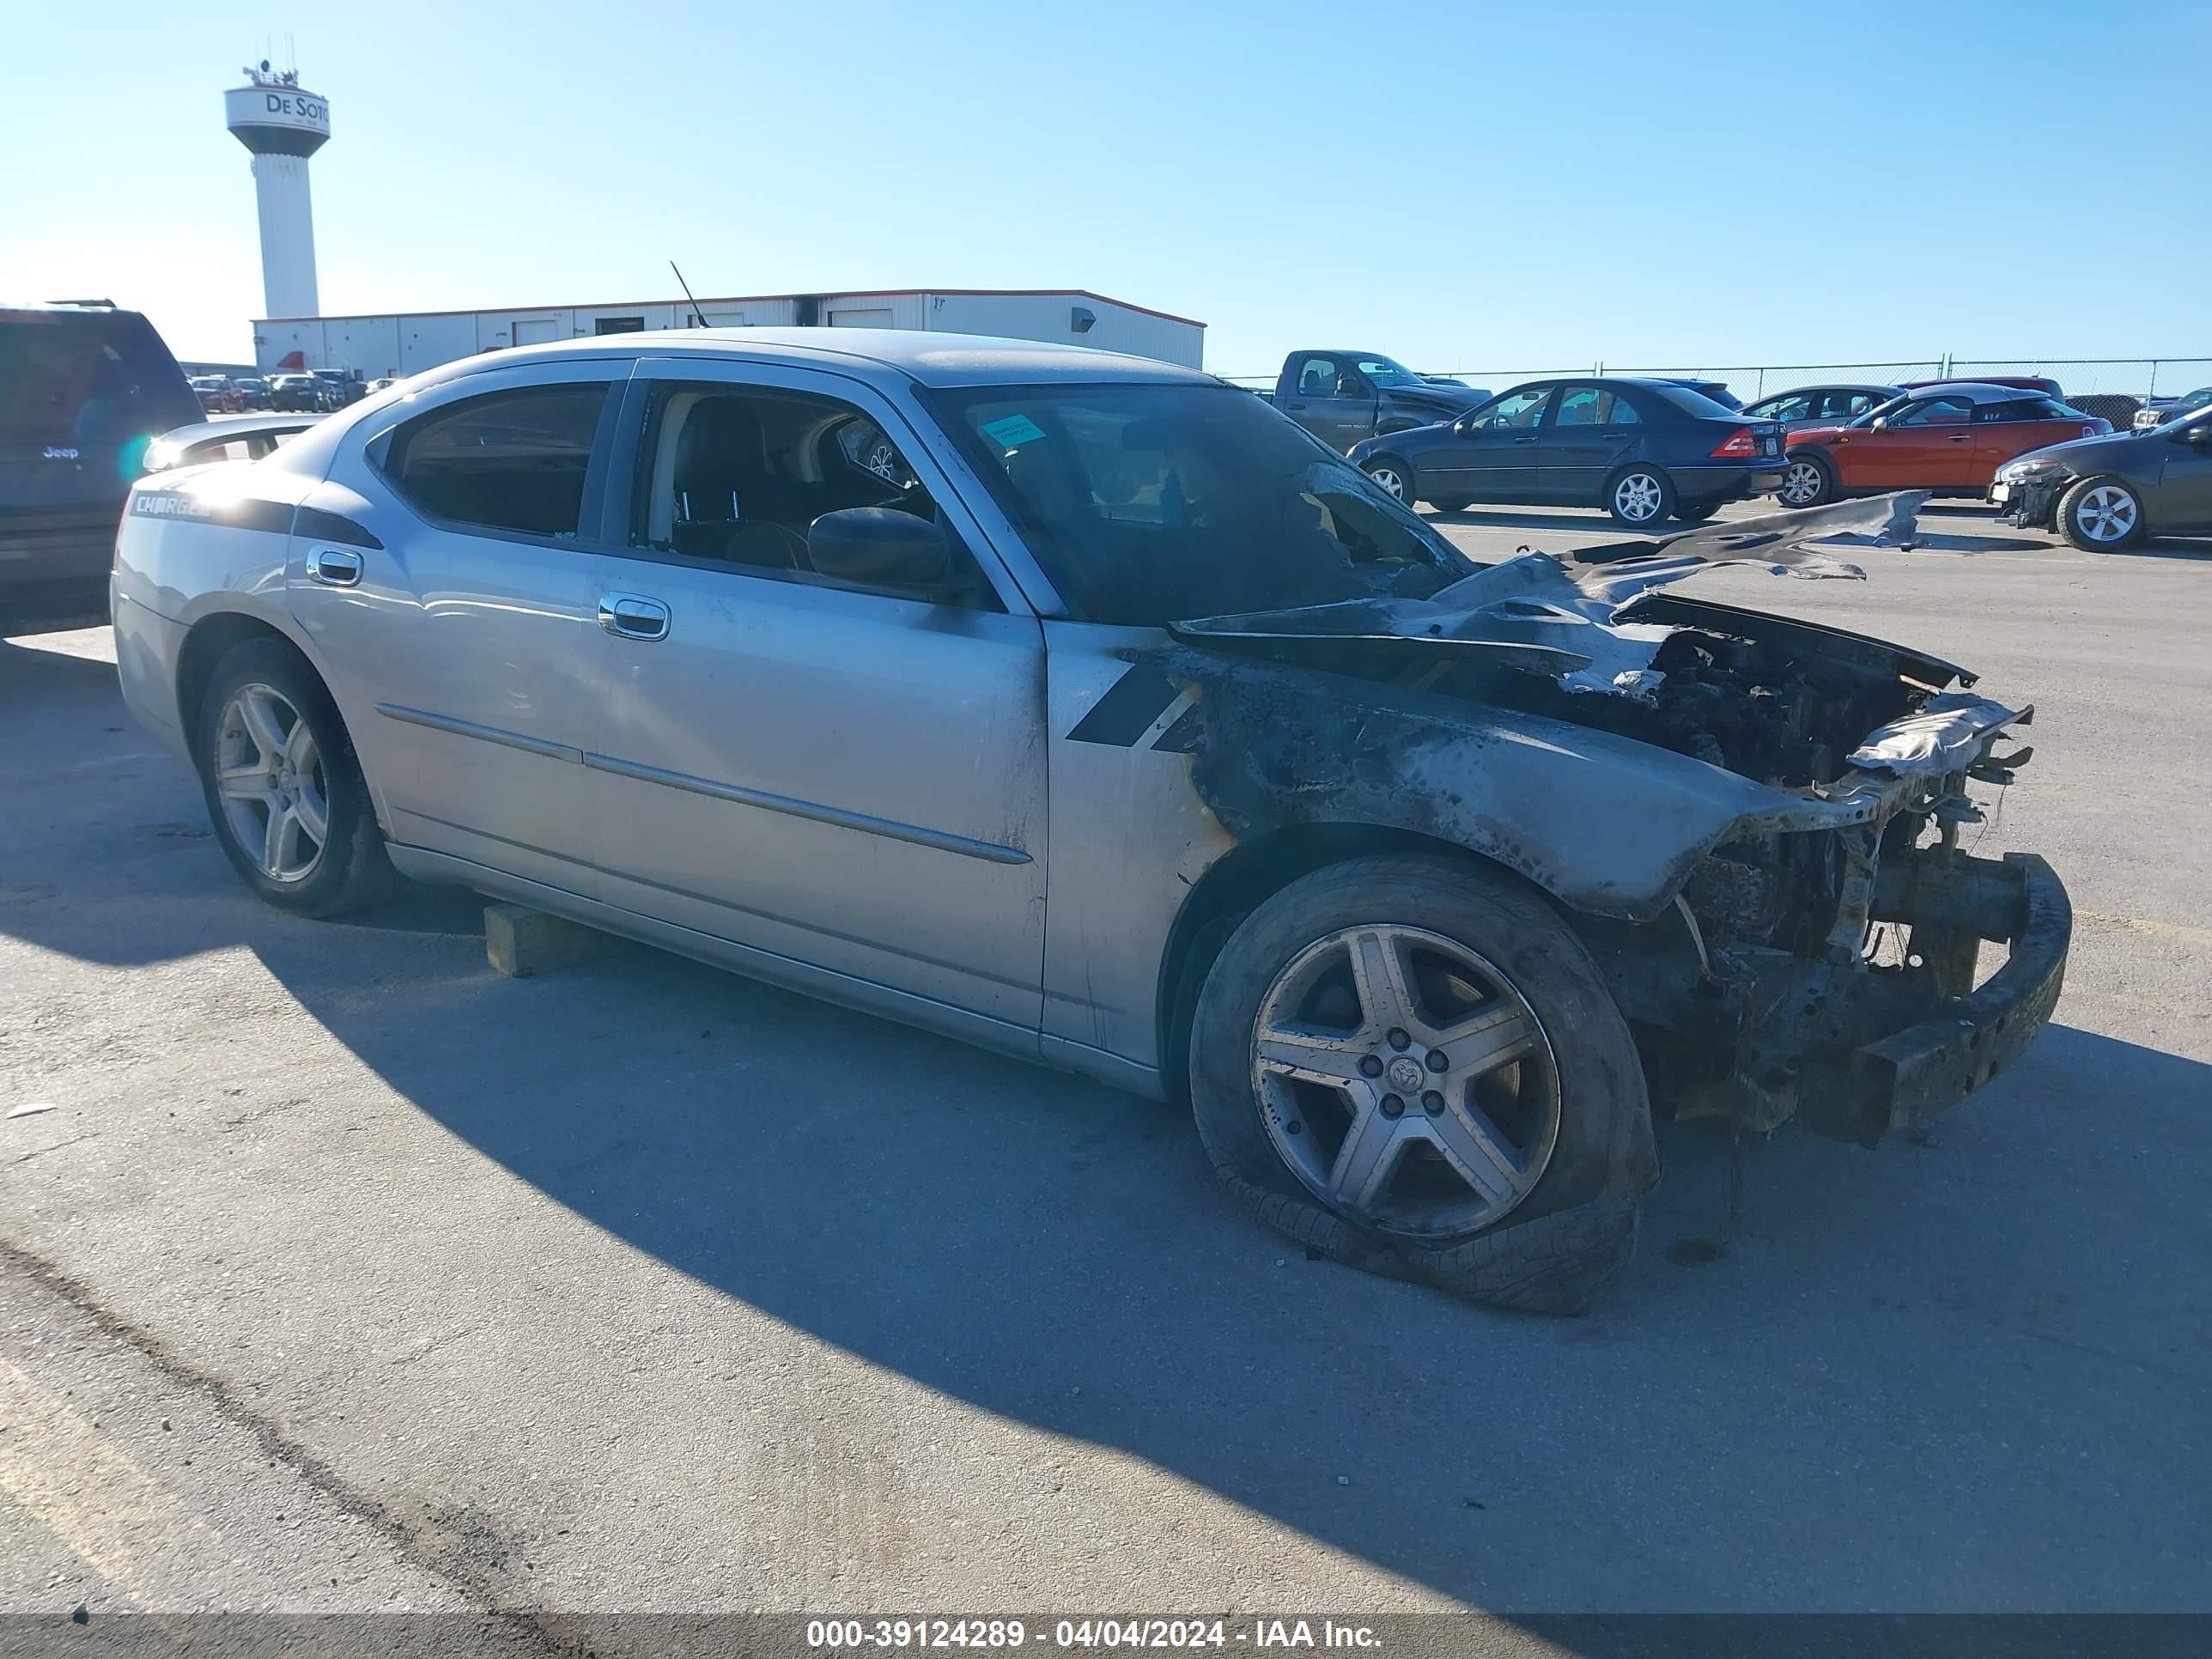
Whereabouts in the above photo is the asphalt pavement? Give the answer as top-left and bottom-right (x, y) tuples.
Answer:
(2, 501), (2207, 1644)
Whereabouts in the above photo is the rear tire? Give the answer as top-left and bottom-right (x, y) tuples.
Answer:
(1363, 457), (1414, 504)
(1777, 453), (1834, 508)
(1188, 854), (1656, 1313)
(1428, 496), (1475, 514)
(1604, 465), (1675, 528)
(2057, 475), (2146, 550)
(194, 639), (400, 918)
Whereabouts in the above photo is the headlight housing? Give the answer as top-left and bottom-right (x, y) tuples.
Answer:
(1996, 455), (2069, 484)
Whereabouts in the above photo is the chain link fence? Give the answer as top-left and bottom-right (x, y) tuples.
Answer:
(1220, 357), (2212, 426)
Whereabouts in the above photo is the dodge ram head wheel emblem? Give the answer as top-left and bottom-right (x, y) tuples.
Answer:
(1387, 1055), (1425, 1092)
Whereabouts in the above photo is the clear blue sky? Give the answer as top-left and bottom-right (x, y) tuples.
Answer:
(7, 0), (2206, 378)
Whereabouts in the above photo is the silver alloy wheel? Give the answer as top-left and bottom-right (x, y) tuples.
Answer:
(1368, 464), (1407, 500)
(2073, 483), (2140, 544)
(212, 684), (329, 884)
(1613, 471), (1663, 521)
(1250, 924), (1561, 1239)
(1778, 460), (1826, 506)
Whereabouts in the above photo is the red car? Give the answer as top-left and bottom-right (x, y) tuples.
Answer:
(1777, 382), (2109, 508)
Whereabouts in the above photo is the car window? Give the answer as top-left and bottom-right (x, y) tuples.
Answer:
(380, 381), (611, 538)
(1838, 392), (1882, 418)
(1475, 386), (1553, 430)
(1754, 392), (1815, 422)
(1352, 357), (1424, 389)
(1552, 386), (1634, 427)
(629, 382), (996, 608)
(1293, 356), (1339, 398)
(927, 381), (1471, 627)
(1891, 396), (1972, 428)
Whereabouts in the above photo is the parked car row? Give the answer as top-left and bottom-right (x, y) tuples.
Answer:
(1323, 365), (2137, 532)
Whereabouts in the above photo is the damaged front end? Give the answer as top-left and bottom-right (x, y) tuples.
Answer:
(1166, 494), (2070, 1146)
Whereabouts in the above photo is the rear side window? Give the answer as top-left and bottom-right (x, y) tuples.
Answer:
(1553, 386), (1638, 427)
(380, 383), (610, 538)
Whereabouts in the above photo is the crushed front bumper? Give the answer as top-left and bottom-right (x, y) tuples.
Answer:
(1993, 475), (2065, 529)
(1830, 852), (2069, 1143)
(1676, 852), (2071, 1146)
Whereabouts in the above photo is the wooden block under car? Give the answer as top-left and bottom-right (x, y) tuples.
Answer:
(483, 903), (635, 978)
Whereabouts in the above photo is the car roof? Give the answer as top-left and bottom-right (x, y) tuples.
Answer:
(1752, 383), (1901, 398)
(1893, 381), (2052, 404)
(434, 328), (1217, 392)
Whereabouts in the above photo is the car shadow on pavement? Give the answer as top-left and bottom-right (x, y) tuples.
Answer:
(5, 633), (2209, 1612)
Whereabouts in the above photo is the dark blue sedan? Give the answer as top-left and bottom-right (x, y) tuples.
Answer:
(1348, 376), (1787, 526)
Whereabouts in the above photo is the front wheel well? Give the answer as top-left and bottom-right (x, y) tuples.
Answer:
(1153, 823), (1539, 1104)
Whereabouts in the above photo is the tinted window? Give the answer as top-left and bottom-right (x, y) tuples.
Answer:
(0, 310), (199, 447)
(1838, 392), (1883, 418)
(1892, 396), (1972, 427)
(1753, 392), (1815, 422)
(927, 382), (1470, 626)
(1977, 398), (2075, 423)
(1644, 383), (1741, 419)
(382, 383), (610, 537)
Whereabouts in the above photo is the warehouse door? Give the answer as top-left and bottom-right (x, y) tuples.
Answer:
(511, 318), (562, 347)
(829, 307), (894, 328)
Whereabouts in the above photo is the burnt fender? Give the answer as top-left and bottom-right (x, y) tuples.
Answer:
(1157, 647), (1816, 923)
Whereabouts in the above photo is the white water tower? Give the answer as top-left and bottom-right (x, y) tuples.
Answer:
(225, 61), (331, 320)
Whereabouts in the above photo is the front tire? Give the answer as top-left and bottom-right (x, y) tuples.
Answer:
(1188, 854), (1656, 1312)
(195, 639), (400, 918)
(2057, 476), (2146, 550)
(1777, 453), (1834, 508)
(1362, 457), (1414, 504)
(1604, 465), (1675, 527)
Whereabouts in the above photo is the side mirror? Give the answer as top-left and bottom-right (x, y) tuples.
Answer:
(807, 507), (950, 587)
(1452, 416), (1480, 437)
(1869, 416), (1889, 430)
(2174, 424), (2212, 447)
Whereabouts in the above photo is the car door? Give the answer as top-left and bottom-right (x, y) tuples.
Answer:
(2156, 416), (2212, 531)
(289, 359), (629, 895)
(1415, 384), (1554, 503)
(1534, 383), (1643, 503)
(1843, 392), (1977, 488)
(1277, 355), (1376, 452)
(574, 357), (1048, 1036)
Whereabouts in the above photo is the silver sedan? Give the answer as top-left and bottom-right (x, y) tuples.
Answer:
(110, 330), (2069, 1312)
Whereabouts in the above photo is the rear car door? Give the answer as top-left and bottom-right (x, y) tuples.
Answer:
(1417, 385), (1553, 503)
(1846, 393), (1976, 488)
(574, 358), (1048, 1035)
(1278, 355), (1375, 452)
(1534, 384), (1642, 503)
(288, 360), (628, 894)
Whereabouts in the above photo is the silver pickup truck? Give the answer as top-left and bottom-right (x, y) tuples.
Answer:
(109, 329), (2069, 1311)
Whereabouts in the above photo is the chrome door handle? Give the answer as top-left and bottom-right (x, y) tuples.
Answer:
(308, 547), (362, 586)
(1512, 435), (1538, 444)
(598, 593), (671, 641)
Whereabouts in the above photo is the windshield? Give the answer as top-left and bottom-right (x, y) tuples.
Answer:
(2160, 389), (2212, 424)
(927, 382), (1474, 625)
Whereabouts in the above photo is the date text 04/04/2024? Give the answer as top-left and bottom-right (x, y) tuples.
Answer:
(805, 1620), (1384, 1650)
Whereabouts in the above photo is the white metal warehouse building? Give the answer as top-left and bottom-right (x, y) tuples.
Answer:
(252, 287), (1206, 377)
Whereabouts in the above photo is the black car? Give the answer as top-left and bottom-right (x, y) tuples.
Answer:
(1993, 407), (2212, 550)
(2, 301), (201, 617)
(1661, 377), (1743, 410)
(1348, 376), (1786, 526)
(1741, 383), (1903, 431)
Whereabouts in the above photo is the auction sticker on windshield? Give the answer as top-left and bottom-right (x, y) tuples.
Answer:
(980, 413), (1048, 447)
